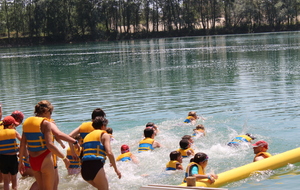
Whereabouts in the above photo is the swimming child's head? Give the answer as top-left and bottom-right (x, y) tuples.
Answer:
(192, 152), (208, 164)
(74, 134), (83, 145)
(245, 133), (256, 140)
(179, 139), (190, 149)
(188, 111), (198, 119)
(106, 127), (113, 134)
(121, 144), (130, 154)
(170, 151), (182, 162)
(195, 124), (205, 130)
(144, 128), (154, 138)
(2, 116), (19, 129)
(182, 135), (194, 144)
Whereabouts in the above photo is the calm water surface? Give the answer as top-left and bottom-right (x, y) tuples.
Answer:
(1, 31), (300, 190)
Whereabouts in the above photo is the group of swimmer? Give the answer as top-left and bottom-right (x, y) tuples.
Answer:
(0, 102), (272, 190)
(162, 111), (272, 185)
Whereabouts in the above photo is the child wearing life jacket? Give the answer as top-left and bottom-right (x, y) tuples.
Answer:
(177, 139), (195, 158)
(138, 128), (161, 153)
(252, 140), (272, 162)
(106, 127), (115, 141)
(192, 124), (206, 138)
(66, 135), (83, 175)
(116, 144), (138, 164)
(183, 152), (218, 184)
(165, 151), (183, 171)
(227, 133), (256, 147)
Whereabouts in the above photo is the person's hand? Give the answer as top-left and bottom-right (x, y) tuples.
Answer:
(74, 142), (81, 152)
(63, 157), (70, 169)
(115, 169), (121, 179)
(18, 162), (25, 175)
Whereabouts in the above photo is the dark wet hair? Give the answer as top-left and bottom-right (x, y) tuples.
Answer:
(179, 139), (189, 149)
(146, 122), (155, 127)
(144, 128), (154, 138)
(170, 151), (181, 161)
(34, 100), (54, 116)
(92, 116), (108, 129)
(182, 135), (192, 140)
(106, 127), (113, 134)
(192, 152), (208, 163)
(91, 108), (106, 119)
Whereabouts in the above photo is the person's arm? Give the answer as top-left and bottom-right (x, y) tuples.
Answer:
(68, 127), (80, 138)
(176, 162), (183, 170)
(41, 120), (70, 168)
(54, 136), (65, 149)
(102, 133), (121, 179)
(191, 166), (217, 183)
(130, 154), (139, 164)
(16, 131), (22, 141)
(253, 156), (265, 162)
(18, 132), (27, 175)
(50, 123), (80, 151)
(153, 141), (161, 148)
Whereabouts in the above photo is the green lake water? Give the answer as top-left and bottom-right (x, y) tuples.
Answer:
(1, 31), (300, 190)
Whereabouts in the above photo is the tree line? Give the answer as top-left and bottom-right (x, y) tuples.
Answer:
(0, 0), (300, 45)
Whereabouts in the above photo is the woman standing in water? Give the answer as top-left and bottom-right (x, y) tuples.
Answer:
(18, 100), (79, 190)
(81, 116), (121, 190)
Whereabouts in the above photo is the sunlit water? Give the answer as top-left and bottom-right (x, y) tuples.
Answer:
(1, 31), (300, 190)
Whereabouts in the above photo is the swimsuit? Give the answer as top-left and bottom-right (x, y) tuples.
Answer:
(81, 160), (104, 181)
(0, 154), (18, 175)
(29, 149), (51, 171)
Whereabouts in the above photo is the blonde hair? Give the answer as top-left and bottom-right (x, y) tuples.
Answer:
(188, 111), (197, 117)
(196, 124), (205, 130)
(34, 100), (54, 116)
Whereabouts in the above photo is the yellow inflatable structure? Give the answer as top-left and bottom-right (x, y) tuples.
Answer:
(179, 147), (300, 188)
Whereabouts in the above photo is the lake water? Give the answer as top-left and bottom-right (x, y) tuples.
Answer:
(1, 31), (300, 190)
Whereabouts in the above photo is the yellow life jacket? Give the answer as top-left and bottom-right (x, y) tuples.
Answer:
(67, 146), (82, 168)
(116, 152), (132, 162)
(184, 116), (194, 123)
(82, 130), (107, 162)
(79, 122), (94, 139)
(0, 129), (18, 154)
(166, 160), (179, 171)
(138, 138), (154, 152)
(228, 135), (252, 146)
(23, 116), (47, 152)
(254, 152), (272, 160)
(177, 147), (194, 158)
(183, 162), (204, 183)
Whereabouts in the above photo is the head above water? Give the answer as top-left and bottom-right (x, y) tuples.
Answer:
(170, 151), (181, 161)
(192, 152), (208, 163)
(252, 140), (268, 149)
(144, 128), (154, 138)
(245, 133), (256, 140)
(121, 144), (130, 153)
(179, 139), (190, 149)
